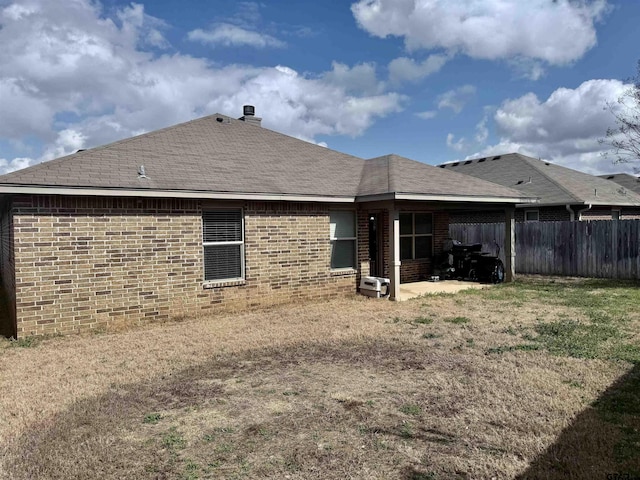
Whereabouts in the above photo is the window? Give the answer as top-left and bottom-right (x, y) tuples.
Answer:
(612, 209), (621, 220)
(399, 213), (433, 260)
(330, 210), (356, 269)
(525, 210), (539, 222)
(202, 209), (244, 281)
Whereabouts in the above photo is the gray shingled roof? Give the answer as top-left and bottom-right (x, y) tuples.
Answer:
(439, 153), (640, 206)
(599, 173), (640, 194)
(0, 113), (531, 202)
(359, 154), (527, 198)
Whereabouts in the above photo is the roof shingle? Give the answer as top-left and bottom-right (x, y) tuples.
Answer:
(439, 153), (640, 206)
(0, 113), (532, 202)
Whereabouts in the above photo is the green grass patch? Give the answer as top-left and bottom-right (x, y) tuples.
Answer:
(143, 413), (162, 424)
(162, 428), (186, 450)
(422, 332), (441, 339)
(532, 320), (622, 359)
(9, 336), (40, 348)
(444, 316), (470, 324)
(413, 316), (434, 325)
(399, 404), (422, 416)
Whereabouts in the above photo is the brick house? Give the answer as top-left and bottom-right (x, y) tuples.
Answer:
(0, 108), (533, 338)
(439, 153), (640, 223)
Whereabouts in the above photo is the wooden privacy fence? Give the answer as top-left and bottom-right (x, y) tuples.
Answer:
(449, 220), (640, 279)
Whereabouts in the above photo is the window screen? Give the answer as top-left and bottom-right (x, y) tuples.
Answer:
(330, 211), (356, 269)
(202, 209), (244, 281)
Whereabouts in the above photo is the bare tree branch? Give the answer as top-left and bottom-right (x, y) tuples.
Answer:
(600, 60), (640, 171)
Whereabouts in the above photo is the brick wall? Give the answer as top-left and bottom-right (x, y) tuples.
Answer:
(9, 195), (357, 337)
(537, 206), (572, 222)
(581, 207), (640, 220)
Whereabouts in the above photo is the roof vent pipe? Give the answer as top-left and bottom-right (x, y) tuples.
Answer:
(239, 105), (262, 127)
(138, 165), (149, 179)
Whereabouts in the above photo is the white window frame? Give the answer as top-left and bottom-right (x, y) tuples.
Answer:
(202, 208), (245, 282)
(329, 210), (357, 270)
(525, 209), (540, 222)
(399, 212), (433, 260)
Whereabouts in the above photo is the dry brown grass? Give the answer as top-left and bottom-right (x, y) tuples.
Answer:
(1, 277), (639, 479)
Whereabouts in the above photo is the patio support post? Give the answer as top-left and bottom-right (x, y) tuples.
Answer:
(389, 207), (401, 301)
(504, 206), (516, 282)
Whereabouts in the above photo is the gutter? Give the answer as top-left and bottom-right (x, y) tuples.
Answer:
(0, 184), (539, 205)
(0, 185), (355, 203)
(575, 204), (592, 221)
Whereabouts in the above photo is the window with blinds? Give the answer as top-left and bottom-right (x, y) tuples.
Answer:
(330, 210), (356, 269)
(202, 209), (244, 281)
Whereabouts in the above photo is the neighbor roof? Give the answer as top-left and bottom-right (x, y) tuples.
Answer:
(439, 153), (640, 207)
(0, 113), (533, 204)
(599, 173), (640, 194)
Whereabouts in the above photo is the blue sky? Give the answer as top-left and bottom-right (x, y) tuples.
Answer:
(1, 0), (639, 175)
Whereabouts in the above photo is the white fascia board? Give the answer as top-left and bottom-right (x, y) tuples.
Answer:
(527, 201), (640, 208)
(394, 193), (538, 204)
(0, 185), (355, 203)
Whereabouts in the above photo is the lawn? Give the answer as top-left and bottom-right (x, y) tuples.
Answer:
(1, 276), (639, 479)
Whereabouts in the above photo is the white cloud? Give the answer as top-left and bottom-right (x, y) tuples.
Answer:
(388, 54), (448, 84)
(0, 157), (34, 174)
(188, 23), (286, 49)
(415, 110), (437, 120)
(474, 114), (489, 144)
(437, 85), (476, 114)
(0, 0), (404, 174)
(471, 79), (635, 174)
(352, 0), (609, 69)
(446, 133), (466, 152)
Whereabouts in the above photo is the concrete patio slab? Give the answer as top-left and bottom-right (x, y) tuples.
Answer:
(399, 280), (494, 300)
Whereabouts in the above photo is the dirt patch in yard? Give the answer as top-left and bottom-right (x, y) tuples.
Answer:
(1, 277), (639, 479)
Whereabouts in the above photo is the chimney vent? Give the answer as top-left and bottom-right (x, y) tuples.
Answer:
(243, 105), (255, 116)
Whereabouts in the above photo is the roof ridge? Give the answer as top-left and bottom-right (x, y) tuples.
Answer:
(516, 154), (582, 204)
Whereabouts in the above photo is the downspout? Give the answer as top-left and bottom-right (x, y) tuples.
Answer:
(575, 204), (592, 221)
(565, 204), (575, 221)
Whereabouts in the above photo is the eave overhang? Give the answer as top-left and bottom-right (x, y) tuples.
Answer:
(0, 185), (539, 206)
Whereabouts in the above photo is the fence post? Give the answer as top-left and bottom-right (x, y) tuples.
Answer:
(505, 207), (516, 282)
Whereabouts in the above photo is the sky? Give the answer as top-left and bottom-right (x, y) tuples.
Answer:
(1, 0), (639, 176)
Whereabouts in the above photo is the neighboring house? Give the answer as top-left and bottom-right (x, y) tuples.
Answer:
(0, 107), (533, 338)
(599, 173), (640, 197)
(438, 153), (640, 223)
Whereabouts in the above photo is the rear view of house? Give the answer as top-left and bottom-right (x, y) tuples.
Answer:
(0, 107), (534, 338)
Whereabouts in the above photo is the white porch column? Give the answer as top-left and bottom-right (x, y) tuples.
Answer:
(389, 207), (401, 301)
(504, 207), (516, 282)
